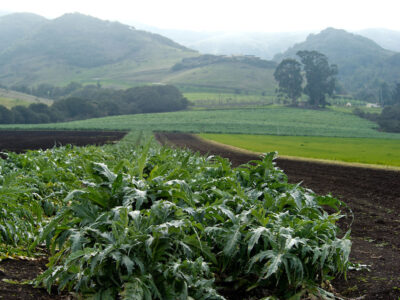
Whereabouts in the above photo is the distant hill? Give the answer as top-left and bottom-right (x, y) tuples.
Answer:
(275, 28), (400, 98)
(0, 13), (278, 94)
(0, 13), (48, 52)
(131, 24), (310, 60)
(0, 13), (196, 86)
(357, 28), (400, 52)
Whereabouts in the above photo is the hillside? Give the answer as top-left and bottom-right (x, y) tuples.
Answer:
(358, 28), (400, 52)
(274, 28), (400, 97)
(0, 13), (277, 94)
(0, 13), (196, 86)
(0, 87), (52, 108)
(0, 13), (48, 52)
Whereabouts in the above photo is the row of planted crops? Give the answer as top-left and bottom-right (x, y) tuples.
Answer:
(0, 132), (352, 299)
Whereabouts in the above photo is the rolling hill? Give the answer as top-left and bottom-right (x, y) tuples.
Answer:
(0, 13), (277, 94)
(0, 13), (196, 86)
(274, 28), (400, 98)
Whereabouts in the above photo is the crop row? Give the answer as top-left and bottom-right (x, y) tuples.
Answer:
(0, 132), (351, 299)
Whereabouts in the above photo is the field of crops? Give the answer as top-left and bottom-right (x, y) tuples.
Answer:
(1, 107), (400, 140)
(199, 134), (400, 167)
(184, 92), (274, 108)
(0, 131), (352, 299)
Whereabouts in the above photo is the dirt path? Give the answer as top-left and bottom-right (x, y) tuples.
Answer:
(156, 132), (400, 300)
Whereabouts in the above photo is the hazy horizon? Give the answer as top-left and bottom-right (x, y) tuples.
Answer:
(2, 0), (400, 33)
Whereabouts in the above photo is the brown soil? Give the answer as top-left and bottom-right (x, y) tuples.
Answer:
(0, 258), (70, 300)
(0, 130), (127, 153)
(155, 132), (400, 300)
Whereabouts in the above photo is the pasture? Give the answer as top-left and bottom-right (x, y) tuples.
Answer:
(200, 133), (400, 167)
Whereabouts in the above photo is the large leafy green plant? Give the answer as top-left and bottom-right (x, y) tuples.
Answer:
(29, 136), (351, 299)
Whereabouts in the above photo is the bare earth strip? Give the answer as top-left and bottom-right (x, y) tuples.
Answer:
(155, 132), (400, 300)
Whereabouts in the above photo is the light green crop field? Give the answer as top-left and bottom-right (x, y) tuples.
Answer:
(199, 133), (400, 167)
(184, 92), (274, 108)
(2, 107), (400, 140)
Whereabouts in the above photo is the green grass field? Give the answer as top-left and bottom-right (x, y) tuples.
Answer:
(0, 88), (53, 108)
(0, 97), (32, 109)
(2, 106), (399, 139)
(199, 133), (400, 167)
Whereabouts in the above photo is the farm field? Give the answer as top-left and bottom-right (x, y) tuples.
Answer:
(199, 133), (400, 167)
(0, 130), (354, 299)
(184, 92), (274, 108)
(156, 132), (400, 300)
(1, 106), (400, 139)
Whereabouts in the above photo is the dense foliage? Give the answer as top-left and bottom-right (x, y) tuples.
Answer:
(0, 85), (189, 124)
(378, 105), (400, 133)
(273, 51), (337, 107)
(0, 132), (352, 299)
(273, 59), (303, 105)
(297, 51), (337, 108)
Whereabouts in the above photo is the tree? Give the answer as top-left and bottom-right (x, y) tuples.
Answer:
(378, 82), (392, 106)
(273, 59), (303, 105)
(297, 50), (337, 108)
(378, 104), (400, 133)
(392, 83), (400, 105)
(0, 105), (13, 124)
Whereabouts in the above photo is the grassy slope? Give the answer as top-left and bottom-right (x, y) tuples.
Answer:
(199, 133), (400, 167)
(163, 62), (276, 94)
(1, 106), (400, 139)
(0, 88), (53, 108)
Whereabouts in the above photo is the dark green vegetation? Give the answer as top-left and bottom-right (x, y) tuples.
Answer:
(273, 59), (303, 105)
(0, 85), (188, 124)
(1, 132), (351, 299)
(275, 28), (400, 101)
(378, 105), (400, 133)
(296, 51), (337, 107)
(351, 84), (400, 132)
(274, 51), (337, 107)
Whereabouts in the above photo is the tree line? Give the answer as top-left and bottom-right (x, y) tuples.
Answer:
(0, 84), (189, 124)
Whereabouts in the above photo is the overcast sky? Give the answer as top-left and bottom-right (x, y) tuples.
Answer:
(2, 0), (400, 32)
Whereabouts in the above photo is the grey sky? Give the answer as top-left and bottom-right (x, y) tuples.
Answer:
(2, 0), (400, 32)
